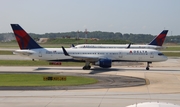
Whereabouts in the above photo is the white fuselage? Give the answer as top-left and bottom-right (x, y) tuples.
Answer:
(14, 48), (167, 62)
(74, 44), (163, 49)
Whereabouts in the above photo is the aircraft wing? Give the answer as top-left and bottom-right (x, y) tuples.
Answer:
(70, 55), (99, 62)
(13, 50), (34, 56)
(62, 46), (99, 62)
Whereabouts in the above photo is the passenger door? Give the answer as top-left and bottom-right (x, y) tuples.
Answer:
(150, 52), (154, 58)
(119, 52), (123, 58)
(39, 51), (42, 57)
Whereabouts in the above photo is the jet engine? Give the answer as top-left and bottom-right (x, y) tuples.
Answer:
(94, 59), (112, 68)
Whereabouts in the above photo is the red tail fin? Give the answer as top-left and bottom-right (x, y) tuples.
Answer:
(11, 24), (41, 49)
(149, 30), (168, 46)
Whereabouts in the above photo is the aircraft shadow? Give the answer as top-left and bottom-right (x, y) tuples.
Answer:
(34, 67), (123, 74)
(89, 67), (123, 74)
(122, 68), (180, 72)
(34, 67), (81, 71)
(33, 67), (179, 74)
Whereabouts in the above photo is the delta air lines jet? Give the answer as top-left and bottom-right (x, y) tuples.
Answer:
(11, 24), (167, 70)
(74, 30), (168, 49)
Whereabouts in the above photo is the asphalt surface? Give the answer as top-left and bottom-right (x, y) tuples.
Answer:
(0, 56), (180, 107)
(0, 72), (146, 90)
(0, 66), (180, 107)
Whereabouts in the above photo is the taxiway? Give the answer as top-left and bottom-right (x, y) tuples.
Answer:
(0, 66), (180, 107)
(0, 56), (180, 107)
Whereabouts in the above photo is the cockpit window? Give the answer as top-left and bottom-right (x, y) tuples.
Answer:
(158, 53), (164, 56)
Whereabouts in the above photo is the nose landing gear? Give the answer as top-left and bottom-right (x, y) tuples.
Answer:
(146, 62), (152, 70)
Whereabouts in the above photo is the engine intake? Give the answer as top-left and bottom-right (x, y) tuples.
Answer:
(95, 59), (112, 68)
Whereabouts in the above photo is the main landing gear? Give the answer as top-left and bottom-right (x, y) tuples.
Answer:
(82, 62), (91, 70)
(146, 62), (152, 70)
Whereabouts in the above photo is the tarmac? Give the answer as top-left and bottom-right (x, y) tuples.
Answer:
(0, 57), (180, 107)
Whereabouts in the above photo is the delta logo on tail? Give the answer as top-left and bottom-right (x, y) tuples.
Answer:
(11, 24), (41, 49)
(149, 30), (168, 46)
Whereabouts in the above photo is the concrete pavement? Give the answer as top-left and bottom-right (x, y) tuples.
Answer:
(0, 57), (180, 107)
(0, 66), (180, 107)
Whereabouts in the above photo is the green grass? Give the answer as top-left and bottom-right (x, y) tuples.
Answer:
(0, 74), (98, 86)
(40, 44), (72, 48)
(163, 52), (180, 57)
(0, 60), (85, 66)
(0, 51), (13, 55)
(0, 42), (19, 48)
(162, 46), (180, 51)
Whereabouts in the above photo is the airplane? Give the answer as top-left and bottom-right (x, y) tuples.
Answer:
(74, 30), (168, 49)
(126, 102), (180, 107)
(11, 24), (168, 70)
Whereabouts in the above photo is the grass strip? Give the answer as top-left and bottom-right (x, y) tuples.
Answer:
(163, 52), (180, 57)
(163, 46), (180, 51)
(0, 74), (98, 86)
(0, 51), (13, 55)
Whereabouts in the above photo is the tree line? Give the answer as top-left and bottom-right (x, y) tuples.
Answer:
(0, 31), (180, 44)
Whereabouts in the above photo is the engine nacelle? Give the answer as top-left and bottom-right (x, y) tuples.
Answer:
(95, 59), (112, 68)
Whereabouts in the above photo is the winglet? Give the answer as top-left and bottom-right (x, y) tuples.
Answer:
(71, 44), (75, 48)
(62, 46), (70, 56)
(148, 30), (168, 46)
(10, 24), (42, 49)
(72, 44), (75, 47)
(127, 43), (131, 48)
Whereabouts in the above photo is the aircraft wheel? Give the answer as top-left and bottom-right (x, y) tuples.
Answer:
(83, 66), (91, 70)
(83, 66), (86, 70)
(146, 67), (149, 70)
(88, 66), (91, 69)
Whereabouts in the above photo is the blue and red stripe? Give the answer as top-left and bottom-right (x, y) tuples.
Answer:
(149, 30), (168, 46)
(11, 24), (41, 49)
